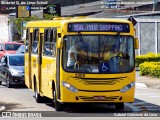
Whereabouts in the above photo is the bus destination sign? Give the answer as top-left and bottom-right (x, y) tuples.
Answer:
(68, 22), (130, 32)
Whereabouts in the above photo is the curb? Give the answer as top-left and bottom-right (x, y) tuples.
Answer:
(136, 82), (147, 88)
(0, 106), (6, 112)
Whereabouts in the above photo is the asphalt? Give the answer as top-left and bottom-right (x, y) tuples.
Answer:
(0, 73), (159, 112)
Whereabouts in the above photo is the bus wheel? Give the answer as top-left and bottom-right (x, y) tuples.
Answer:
(34, 83), (42, 103)
(115, 103), (124, 110)
(6, 76), (12, 88)
(53, 90), (63, 111)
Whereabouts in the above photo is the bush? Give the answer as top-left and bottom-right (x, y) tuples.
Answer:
(136, 52), (160, 67)
(139, 62), (160, 78)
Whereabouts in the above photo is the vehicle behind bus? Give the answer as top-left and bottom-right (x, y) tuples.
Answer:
(0, 42), (23, 58)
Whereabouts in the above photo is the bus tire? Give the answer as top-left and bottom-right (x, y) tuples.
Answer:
(115, 103), (124, 110)
(34, 82), (42, 103)
(6, 76), (12, 88)
(54, 89), (63, 111)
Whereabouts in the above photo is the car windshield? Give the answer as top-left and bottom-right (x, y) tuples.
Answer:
(16, 45), (25, 53)
(5, 44), (21, 51)
(9, 56), (24, 66)
(62, 35), (134, 73)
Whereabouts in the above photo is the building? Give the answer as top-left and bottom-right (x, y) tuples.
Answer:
(0, 15), (9, 42)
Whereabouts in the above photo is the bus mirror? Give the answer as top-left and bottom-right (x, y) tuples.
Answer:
(135, 38), (139, 49)
(57, 38), (63, 49)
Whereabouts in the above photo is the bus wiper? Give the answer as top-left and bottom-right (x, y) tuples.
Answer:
(101, 32), (120, 61)
(77, 32), (89, 63)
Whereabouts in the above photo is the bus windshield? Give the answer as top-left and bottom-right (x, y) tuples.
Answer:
(63, 35), (134, 73)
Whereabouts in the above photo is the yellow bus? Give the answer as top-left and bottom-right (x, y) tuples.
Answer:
(25, 17), (139, 111)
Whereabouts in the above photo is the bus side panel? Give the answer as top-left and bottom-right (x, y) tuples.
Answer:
(41, 57), (56, 98)
(31, 55), (38, 92)
(25, 53), (30, 88)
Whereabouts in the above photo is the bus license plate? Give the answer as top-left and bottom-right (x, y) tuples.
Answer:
(93, 96), (106, 100)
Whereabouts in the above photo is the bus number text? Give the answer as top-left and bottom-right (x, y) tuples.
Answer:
(75, 73), (85, 78)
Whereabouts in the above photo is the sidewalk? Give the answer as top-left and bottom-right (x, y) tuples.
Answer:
(136, 67), (160, 89)
(136, 73), (160, 89)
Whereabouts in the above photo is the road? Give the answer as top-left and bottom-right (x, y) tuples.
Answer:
(0, 83), (160, 116)
(0, 84), (132, 112)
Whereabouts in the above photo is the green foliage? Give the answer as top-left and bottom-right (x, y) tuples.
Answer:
(43, 14), (58, 20)
(10, 14), (56, 35)
(136, 52), (160, 67)
(139, 62), (160, 78)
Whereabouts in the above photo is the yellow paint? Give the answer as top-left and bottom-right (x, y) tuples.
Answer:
(25, 17), (136, 104)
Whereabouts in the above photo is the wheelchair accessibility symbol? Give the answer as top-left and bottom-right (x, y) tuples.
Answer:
(101, 63), (108, 71)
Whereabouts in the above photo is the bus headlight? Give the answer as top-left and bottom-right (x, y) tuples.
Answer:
(120, 82), (135, 93)
(62, 81), (78, 93)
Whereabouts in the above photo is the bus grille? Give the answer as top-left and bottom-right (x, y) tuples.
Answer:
(77, 77), (126, 85)
(78, 96), (119, 101)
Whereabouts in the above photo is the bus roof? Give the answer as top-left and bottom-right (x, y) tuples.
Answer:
(26, 17), (132, 28)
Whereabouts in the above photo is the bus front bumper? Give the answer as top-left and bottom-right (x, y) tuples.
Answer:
(59, 87), (135, 103)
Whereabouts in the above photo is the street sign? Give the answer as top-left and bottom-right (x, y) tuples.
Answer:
(16, 5), (31, 18)
(43, 4), (61, 16)
(128, 16), (137, 26)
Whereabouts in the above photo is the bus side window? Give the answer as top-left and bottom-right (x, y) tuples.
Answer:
(25, 29), (29, 53)
(50, 43), (56, 57)
(44, 29), (52, 56)
(51, 29), (56, 57)
(32, 29), (39, 54)
(44, 29), (56, 57)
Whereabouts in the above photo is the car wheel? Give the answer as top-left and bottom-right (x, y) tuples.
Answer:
(0, 81), (2, 85)
(53, 89), (63, 111)
(115, 103), (124, 110)
(6, 76), (12, 88)
(34, 82), (42, 103)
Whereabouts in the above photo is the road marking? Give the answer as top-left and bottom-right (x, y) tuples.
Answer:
(125, 103), (141, 112)
(135, 87), (148, 90)
(136, 83), (147, 88)
(131, 102), (146, 105)
(126, 102), (160, 112)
